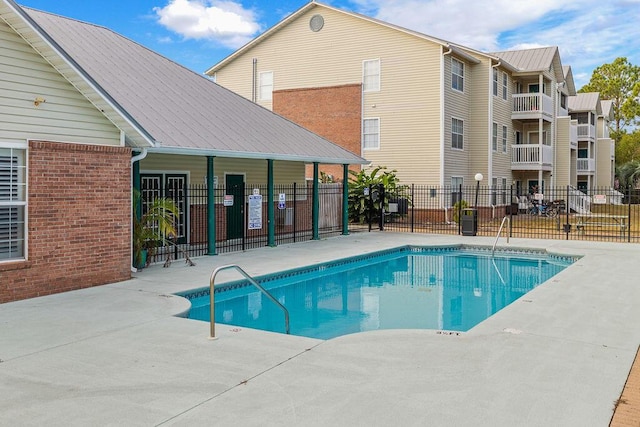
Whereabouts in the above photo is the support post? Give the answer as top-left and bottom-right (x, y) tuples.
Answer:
(207, 156), (216, 255)
(342, 164), (349, 235)
(268, 159), (276, 247)
(312, 162), (319, 240)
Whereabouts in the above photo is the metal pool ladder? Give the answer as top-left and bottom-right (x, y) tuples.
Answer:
(492, 216), (510, 255)
(209, 264), (290, 339)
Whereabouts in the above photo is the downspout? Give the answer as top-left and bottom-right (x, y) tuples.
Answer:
(441, 47), (452, 222)
(489, 61), (500, 196)
(131, 148), (148, 272)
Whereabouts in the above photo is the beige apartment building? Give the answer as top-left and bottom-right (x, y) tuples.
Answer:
(206, 1), (615, 203)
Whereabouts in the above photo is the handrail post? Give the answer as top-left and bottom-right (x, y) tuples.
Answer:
(209, 264), (290, 339)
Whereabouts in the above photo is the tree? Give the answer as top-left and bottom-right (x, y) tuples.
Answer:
(615, 130), (640, 165)
(579, 57), (640, 141)
(616, 160), (640, 189)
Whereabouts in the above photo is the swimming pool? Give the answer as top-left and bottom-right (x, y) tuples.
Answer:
(180, 245), (577, 339)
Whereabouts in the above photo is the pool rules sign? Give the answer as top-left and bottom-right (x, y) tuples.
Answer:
(248, 191), (262, 230)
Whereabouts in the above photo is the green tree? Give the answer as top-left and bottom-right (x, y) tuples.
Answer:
(616, 160), (640, 189)
(579, 57), (640, 141)
(615, 130), (640, 165)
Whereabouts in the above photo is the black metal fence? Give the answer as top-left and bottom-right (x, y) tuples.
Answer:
(378, 184), (640, 243)
(147, 182), (640, 266)
(148, 182), (345, 265)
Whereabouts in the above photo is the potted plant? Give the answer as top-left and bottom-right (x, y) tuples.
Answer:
(133, 191), (180, 269)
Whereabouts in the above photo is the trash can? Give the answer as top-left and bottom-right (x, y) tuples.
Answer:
(461, 208), (478, 236)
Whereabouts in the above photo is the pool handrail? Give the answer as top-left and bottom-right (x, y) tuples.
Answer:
(492, 216), (510, 255)
(209, 264), (290, 339)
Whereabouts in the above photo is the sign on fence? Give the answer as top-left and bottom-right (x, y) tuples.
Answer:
(593, 194), (606, 204)
(248, 194), (263, 229)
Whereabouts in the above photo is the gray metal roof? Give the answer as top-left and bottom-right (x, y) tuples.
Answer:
(20, 6), (366, 165)
(600, 99), (614, 120)
(568, 92), (601, 113)
(491, 46), (565, 83)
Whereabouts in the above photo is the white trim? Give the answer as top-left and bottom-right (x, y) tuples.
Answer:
(362, 117), (380, 151)
(450, 116), (464, 151)
(451, 57), (465, 93)
(362, 58), (381, 92)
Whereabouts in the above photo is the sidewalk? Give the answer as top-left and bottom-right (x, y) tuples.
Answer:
(1, 233), (639, 426)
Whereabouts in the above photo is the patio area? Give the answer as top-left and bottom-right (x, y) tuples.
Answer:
(1, 232), (639, 426)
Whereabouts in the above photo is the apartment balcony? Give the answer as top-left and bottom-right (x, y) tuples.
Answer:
(577, 123), (596, 142)
(511, 144), (553, 171)
(577, 158), (595, 174)
(512, 93), (553, 121)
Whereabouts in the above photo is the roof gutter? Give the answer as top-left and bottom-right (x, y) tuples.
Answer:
(145, 146), (369, 165)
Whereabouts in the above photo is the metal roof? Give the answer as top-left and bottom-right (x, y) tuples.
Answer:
(8, 2), (366, 164)
(568, 92), (601, 114)
(491, 46), (565, 82)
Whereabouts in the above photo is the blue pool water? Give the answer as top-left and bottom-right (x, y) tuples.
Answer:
(181, 246), (576, 339)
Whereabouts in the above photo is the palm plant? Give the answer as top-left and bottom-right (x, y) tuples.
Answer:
(616, 161), (640, 189)
(133, 191), (180, 269)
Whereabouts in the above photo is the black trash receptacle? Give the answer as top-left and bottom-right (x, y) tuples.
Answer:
(461, 208), (478, 236)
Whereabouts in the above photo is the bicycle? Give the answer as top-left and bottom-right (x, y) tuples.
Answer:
(527, 200), (558, 218)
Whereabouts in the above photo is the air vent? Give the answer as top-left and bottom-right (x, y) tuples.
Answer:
(309, 14), (324, 32)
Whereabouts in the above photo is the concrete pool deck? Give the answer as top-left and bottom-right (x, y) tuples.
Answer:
(1, 232), (639, 426)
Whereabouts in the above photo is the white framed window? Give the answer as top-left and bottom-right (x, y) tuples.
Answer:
(362, 118), (380, 150)
(451, 58), (464, 92)
(502, 125), (508, 153)
(492, 122), (498, 151)
(501, 177), (508, 204)
(451, 176), (463, 206)
(0, 144), (27, 261)
(363, 59), (380, 92)
(259, 71), (273, 101)
(451, 117), (464, 150)
(502, 72), (508, 100)
(492, 68), (498, 96)
(491, 177), (498, 205)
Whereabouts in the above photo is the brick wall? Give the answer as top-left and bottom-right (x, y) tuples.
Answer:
(0, 141), (132, 303)
(273, 84), (362, 181)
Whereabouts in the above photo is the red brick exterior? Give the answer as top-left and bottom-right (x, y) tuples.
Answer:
(0, 141), (132, 303)
(273, 84), (362, 181)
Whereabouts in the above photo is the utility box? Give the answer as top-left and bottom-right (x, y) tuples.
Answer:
(461, 208), (478, 236)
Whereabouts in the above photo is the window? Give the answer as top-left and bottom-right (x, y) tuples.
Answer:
(491, 177), (497, 205)
(363, 59), (380, 92)
(451, 58), (464, 92)
(451, 176), (463, 206)
(502, 125), (508, 153)
(451, 118), (464, 149)
(502, 73), (508, 100)
(492, 68), (498, 96)
(492, 122), (498, 151)
(0, 146), (26, 261)
(259, 71), (273, 101)
(362, 118), (380, 150)
(501, 177), (507, 204)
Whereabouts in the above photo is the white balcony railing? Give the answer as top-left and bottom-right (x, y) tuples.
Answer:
(511, 144), (553, 169)
(576, 158), (595, 173)
(512, 93), (553, 118)
(577, 123), (596, 141)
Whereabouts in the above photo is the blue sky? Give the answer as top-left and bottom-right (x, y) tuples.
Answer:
(18, 0), (640, 89)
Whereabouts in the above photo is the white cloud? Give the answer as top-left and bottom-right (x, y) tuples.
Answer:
(154, 0), (262, 48)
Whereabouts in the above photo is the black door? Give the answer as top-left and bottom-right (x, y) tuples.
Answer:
(225, 174), (244, 240)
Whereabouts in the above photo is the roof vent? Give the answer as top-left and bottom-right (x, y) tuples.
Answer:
(309, 14), (324, 32)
